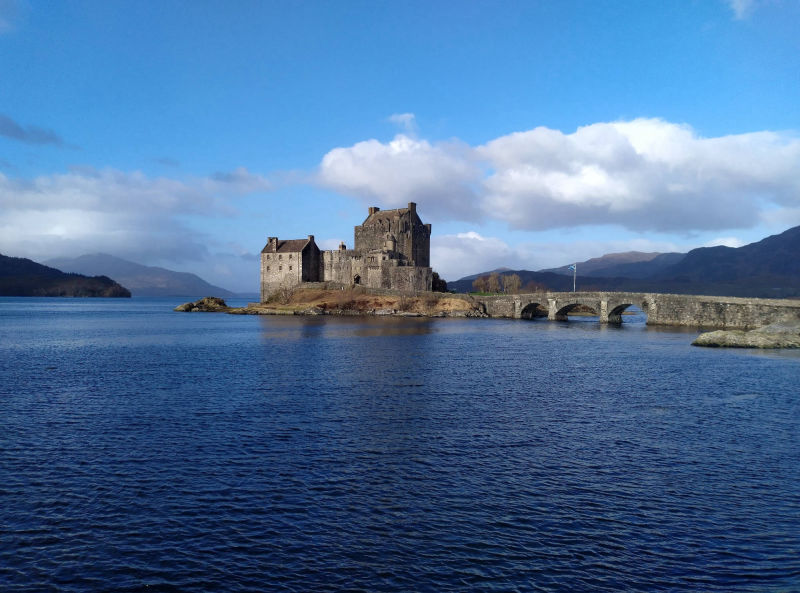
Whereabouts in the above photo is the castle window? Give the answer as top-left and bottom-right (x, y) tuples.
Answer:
(289, 266), (292, 271)
(279, 265), (282, 271)
(289, 254), (292, 259)
(279, 254), (282, 260)
(266, 255), (270, 260)
(266, 266), (270, 271)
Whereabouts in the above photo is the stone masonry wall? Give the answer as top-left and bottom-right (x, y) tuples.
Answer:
(260, 251), (303, 301)
(475, 291), (800, 329)
(644, 293), (800, 329)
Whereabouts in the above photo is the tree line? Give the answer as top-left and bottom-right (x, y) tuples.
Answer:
(471, 272), (548, 294)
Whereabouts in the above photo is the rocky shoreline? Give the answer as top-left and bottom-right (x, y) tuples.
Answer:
(174, 291), (488, 318)
(176, 294), (800, 348)
(693, 321), (800, 349)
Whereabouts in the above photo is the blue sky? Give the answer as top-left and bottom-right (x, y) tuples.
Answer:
(1, 0), (799, 292)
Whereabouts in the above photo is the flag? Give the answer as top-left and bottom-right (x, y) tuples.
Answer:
(568, 264), (576, 271)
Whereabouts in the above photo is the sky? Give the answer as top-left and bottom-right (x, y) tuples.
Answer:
(1, 0), (799, 292)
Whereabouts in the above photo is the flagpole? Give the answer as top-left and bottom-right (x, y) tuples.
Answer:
(573, 263), (576, 293)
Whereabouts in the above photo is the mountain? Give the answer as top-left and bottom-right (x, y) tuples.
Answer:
(0, 254), (131, 297)
(45, 254), (235, 297)
(541, 251), (685, 278)
(646, 225), (800, 297)
(449, 225), (800, 298)
(583, 252), (686, 279)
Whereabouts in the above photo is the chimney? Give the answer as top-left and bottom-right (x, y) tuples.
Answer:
(369, 206), (380, 216)
(268, 237), (277, 250)
(408, 202), (416, 213)
(308, 234), (314, 243)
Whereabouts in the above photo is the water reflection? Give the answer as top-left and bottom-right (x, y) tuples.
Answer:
(258, 315), (437, 340)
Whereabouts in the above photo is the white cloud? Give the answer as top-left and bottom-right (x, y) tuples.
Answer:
(318, 118), (800, 235)
(479, 119), (800, 232)
(0, 166), (272, 264)
(432, 232), (523, 280)
(726, 0), (756, 19)
(432, 231), (687, 281)
(388, 113), (418, 135)
(704, 236), (745, 248)
(317, 133), (482, 221)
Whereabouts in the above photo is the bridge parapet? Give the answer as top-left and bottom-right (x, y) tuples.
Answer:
(473, 291), (800, 329)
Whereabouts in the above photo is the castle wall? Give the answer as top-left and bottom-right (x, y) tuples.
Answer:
(354, 203), (431, 266)
(411, 224), (431, 267)
(389, 266), (432, 292)
(261, 204), (432, 301)
(260, 250), (303, 300)
(322, 249), (361, 284)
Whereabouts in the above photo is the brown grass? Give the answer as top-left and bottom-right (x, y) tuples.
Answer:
(255, 287), (477, 316)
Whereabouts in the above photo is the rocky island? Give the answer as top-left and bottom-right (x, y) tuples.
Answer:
(175, 287), (485, 317)
(692, 322), (800, 349)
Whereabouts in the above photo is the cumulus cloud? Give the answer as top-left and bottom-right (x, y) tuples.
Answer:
(318, 118), (800, 235)
(432, 232), (523, 280)
(317, 133), (482, 221)
(0, 113), (64, 146)
(480, 119), (800, 232)
(0, 166), (272, 264)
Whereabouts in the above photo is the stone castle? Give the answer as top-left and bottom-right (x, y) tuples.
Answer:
(260, 202), (432, 301)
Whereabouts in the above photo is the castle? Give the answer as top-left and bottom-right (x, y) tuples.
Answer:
(260, 202), (432, 301)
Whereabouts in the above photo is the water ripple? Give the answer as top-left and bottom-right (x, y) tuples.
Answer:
(1, 299), (799, 591)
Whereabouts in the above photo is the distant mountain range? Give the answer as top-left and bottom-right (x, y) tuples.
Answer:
(541, 251), (686, 279)
(45, 254), (235, 297)
(0, 254), (131, 297)
(449, 225), (800, 298)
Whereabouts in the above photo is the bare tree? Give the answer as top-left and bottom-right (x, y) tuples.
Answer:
(486, 272), (501, 294)
(504, 273), (521, 294)
(472, 276), (489, 293)
(523, 280), (548, 293)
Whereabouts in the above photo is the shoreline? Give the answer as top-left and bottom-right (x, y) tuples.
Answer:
(175, 289), (488, 318)
(175, 291), (800, 348)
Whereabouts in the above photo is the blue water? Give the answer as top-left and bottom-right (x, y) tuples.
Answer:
(1, 297), (798, 592)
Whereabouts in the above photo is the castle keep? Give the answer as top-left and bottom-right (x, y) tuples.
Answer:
(260, 202), (432, 301)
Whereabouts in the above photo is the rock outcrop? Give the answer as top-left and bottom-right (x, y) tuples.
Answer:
(174, 296), (230, 312)
(692, 321), (800, 348)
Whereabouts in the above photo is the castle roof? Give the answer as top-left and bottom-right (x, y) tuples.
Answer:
(261, 238), (311, 253)
(362, 206), (417, 226)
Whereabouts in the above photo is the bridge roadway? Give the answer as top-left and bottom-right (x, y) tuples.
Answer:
(475, 291), (800, 330)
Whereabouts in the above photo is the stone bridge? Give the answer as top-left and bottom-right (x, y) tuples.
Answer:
(476, 291), (800, 330)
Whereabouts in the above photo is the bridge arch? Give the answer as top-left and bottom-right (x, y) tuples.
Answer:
(520, 302), (547, 320)
(606, 302), (633, 324)
(551, 301), (599, 321)
(603, 296), (651, 324)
